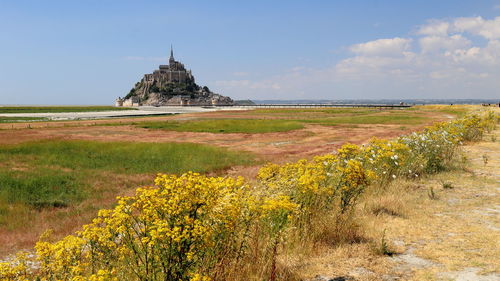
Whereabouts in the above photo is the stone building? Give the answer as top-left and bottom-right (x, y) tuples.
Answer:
(115, 97), (123, 107)
(115, 96), (139, 107)
(122, 96), (140, 107)
(142, 47), (195, 88)
(116, 47), (234, 107)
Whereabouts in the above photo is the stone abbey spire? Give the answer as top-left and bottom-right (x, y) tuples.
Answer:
(169, 45), (174, 64)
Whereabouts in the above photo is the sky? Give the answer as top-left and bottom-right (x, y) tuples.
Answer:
(0, 0), (499, 105)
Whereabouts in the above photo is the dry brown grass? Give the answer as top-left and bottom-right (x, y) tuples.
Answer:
(363, 193), (407, 219)
(272, 122), (499, 280)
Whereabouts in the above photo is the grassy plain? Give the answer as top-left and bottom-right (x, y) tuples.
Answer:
(1, 105), (496, 281)
(0, 117), (49, 123)
(0, 106), (136, 113)
(137, 119), (305, 133)
(131, 107), (432, 133)
(0, 105), (484, 262)
(0, 140), (254, 205)
(0, 140), (255, 254)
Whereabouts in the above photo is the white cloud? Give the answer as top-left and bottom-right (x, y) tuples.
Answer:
(453, 16), (500, 40)
(429, 71), (452, 79)
(212, 16), (500, 100)
(349, 37), (412, 57)
(337, 17), (500, 83)
(418, 20), (450, 36)
(418, 17), (500, 40)
(419, 34), (471, 53)
(335, 52), (417, 78)
(446, 40), (500, 65)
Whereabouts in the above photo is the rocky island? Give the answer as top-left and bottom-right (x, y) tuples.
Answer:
(116, 47), (234, 107)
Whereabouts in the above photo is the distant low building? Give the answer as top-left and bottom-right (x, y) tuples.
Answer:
(123, 96), (140, 107)
(116, 46), (233, 107)
(115, 97), (123, 107)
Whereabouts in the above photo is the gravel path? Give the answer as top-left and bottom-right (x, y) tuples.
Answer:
(388, 128), (500, 280)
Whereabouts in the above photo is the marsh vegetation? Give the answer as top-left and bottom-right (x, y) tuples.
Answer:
(1, 107), (497, 280)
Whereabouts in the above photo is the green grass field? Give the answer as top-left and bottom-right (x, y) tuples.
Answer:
(408, 104), (471, 117)
(300, 114), (428, 126)
(0, 117), (49, 123)
(252, 108), (378, 115)
(0, 140), (256, 216)
(133, 108), (429, 133)
(0, 106), (136, 113)
(137, 119), (305, 133)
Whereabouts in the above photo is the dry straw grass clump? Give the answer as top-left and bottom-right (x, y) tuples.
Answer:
(1, 111), (497, 281)
(365, 193), (406, 218)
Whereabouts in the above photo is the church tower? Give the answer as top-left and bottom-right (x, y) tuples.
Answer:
(169, 45), (175, 66)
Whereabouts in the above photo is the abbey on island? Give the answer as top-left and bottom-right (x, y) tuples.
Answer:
(116, 47), (233, 107)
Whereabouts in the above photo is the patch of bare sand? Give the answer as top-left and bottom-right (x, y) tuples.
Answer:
(385, 128), (500, 280)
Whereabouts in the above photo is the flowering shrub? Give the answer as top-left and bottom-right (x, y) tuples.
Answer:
(80, 172), (257, 281)
(35, 233), (87, 280)
(0, 252), (30, 281)
(0, 111), (497, 281)
(337, 159), (371, 212)
(258, 154), (372, 220)
(361, 138), (412, 182)
(399, 113), (496, 173)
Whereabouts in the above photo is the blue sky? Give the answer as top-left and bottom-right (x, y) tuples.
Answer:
(0, 0), (499, 104)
